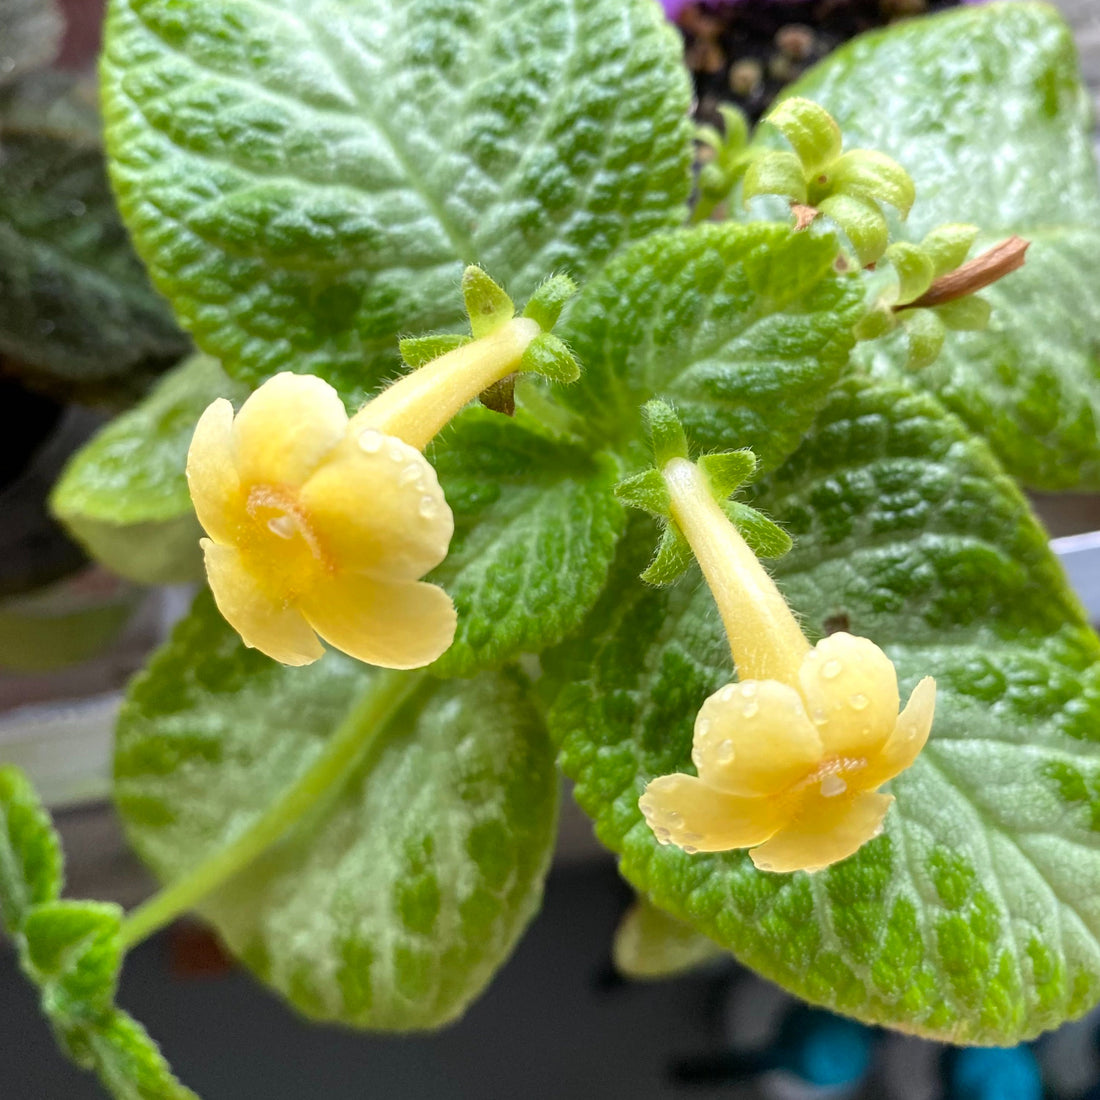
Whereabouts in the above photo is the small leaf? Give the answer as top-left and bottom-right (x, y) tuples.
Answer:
(101, 0), (693, 400)
(51, 355), (245, 585)
(428, 408), (625, 677)
(518, 332), (580, 385)
(399, 333), (471, 369)
(614, 897), (725, 980)
(824, 149), (915, 217)
(765, 97), (841, 175)
(614, 469), (670, 518)
(557, 222), (864, 468)
(934, 296), (992, 332)
(640, 523), (693, 587)
(644, 399), (689, 466)
(742, 151), (808, 205)
(699, 449), (758, 499)
(462, 266), (515, 339)
(522, 273), (577, 332)
(116, 595), (560, 1030)
(548, 374), (1100, 1043)
(0, 764), (62, 935)
(885, 241), (935, 307)
(722, 500), (792, 559)
(818, 192), (889, 267)
(901, 308), (947, 370)
(921, 224), (980, 278)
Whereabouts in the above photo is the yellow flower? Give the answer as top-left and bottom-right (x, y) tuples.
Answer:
(188, 372), (457, 668)
(640, 633), (935, 873)
(622, 403), (936, 874)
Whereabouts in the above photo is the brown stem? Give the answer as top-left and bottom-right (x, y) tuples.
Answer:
(903, 236), (1030, 310)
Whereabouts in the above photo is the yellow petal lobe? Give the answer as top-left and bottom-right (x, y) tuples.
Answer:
(639, 774), (785, 853)
(202, 540), (324, 666)
(232, 372), (347, 488)
(798, 632), (899, 757)
(749, 790), (892, 874)
(187, 398), (244, 545)
(693, 680), (823, 797)
(300, 573), (457, 670)
(299, 431), (453, 581)
(866, 676), (936, 787)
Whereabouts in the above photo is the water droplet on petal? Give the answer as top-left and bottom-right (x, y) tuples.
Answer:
(399, 464), (422, 486)
(850, 693), (869, 711)
(655, 827), (671, 845)
(820, 774), (847, 797)
(691, 748), (703, 770)
(358, 429), (384, 454)
(719, 684), (736, 703)
(716, 739), (735, 765)
(682, 845), (698, 855)
(666, 811), (683, 828)
(740, 682), (758, 698)
(822, 659), (842, 680)
(696, 718), (711, 738)
(388, 442), (405, 462)
(742, 701), (759, 719)
(639, 800), (653, 817)
(267, 514), (296, 539)
(811, 706), (828, 726)
(419, 496), (437, 519)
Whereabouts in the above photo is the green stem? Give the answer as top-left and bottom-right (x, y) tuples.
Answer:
(118, 669), (422, 951)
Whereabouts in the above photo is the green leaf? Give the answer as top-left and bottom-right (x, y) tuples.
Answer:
(428, 407), (624, 676)
(776, 2), (1100, 489)
(115, 593), (560, 1029)
(51, 355), (246, 585)
(548, 374), (1100, 1044)
(557, 222), (864, 467)
(613, 896), (725, 980)
(0, 765), (62, 935)
(0, 74), (189, 404)
(101, 0), (693, 402)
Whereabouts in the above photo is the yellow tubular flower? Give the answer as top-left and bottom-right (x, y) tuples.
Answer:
(187, 267), (579, 668)
(636, 450), (936, 874)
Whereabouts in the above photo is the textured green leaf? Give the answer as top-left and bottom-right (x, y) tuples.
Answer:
(428, 407), (624, 676)
(613, 896), (724, 980)
(548, 374), (1100, 1043)
(0, 0), (63, 85)
(51, 355), (246, 585)
(115, 593), (559, 1029)
(557, 222), (864, 467)
(0, 765), (62, 935)
(774, 3), (1100, 489)
(0, 74), (189, 403)
(101, 0), (693, 402)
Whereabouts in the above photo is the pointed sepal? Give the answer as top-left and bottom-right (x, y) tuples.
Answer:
(643, 400), (689, 466)
(818, 192), (889, 268)
(614, 469), (670, 518)
(920, 223), (979, 278)
(640, 522), (694, 586)
(765, 97), (842, 176)
(743, 150), (809, 206)
(935, 295), (992, 331)
(902, 308), (947, 369)
(519, 331), (580, 384)
(825, 150), (916, 218)
(462, 265), (515, 338)
(399, 332), (471, 368)
(523, 273), (577, 331)
(884, 241), (936, 307)
(698, 450), (758, 500)
(722, 500), (792, 559)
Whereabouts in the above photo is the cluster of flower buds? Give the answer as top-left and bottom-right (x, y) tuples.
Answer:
(186, 267), (578, 669)
(618, 402), (936, 874)
(692, 105), (758, 225)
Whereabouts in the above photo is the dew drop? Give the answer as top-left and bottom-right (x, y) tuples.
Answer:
(639, 800), (653, 818)
(68, 200), (86, 217)
(716, 739), (735, 765)
(419, 496), (437, 519)
(267, 514), (296, 539)
(820, 774), (847, 798)
(740, 682), (758, 698)
(811, 706), (828, 726)
(742, 701), (759, 719)
(822, 659), (842, 680)
(696, 718), (711, 738)
(654, 827), (671, 845)
(666, 811), (683, 828)
(358, 429), (384, 454)
(388, 442), (405, 462)
(691, 748), (703, 770)
(399, 463), (422, 486)
(849, 693), (869, 711)
(719, 684), (736, 703)
(682, 845), (699, 855)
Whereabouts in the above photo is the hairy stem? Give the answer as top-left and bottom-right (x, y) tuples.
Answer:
(118, 670), (422, 951)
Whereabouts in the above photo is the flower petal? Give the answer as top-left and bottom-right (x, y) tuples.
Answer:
(202, 540), (323, 666)
(299, 431), (453, 581)
(865, 676), (936, 787)
(693, 679), (823, 796)
(300, 573), (456, 669)
(798, 632), (899, 758)
(748, 790), (892, 874)
(232, 372), (347, 488)
(639, 773), (785, 853)
(187, 398), (244, 544)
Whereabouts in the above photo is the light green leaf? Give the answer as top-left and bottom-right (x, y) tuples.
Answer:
(0, 74), (189, 404)
(428, 407), (624, 677)
(548, 374), (1100, 1044)
(0, 764), (62, 935)
(101, 0), (693, 402)
(775, 2), (1100, 489)
(51, 356), (245, 585)
(557, 222), (864, 467)
(613, 896), (725, 980)
(115, 594), (560, 1029)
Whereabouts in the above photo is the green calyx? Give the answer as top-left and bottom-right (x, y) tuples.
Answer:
(397, 266), (581, 387)
(615, 400), (791, 586)
(692, 105), (758, 223)
(745, 97), (915, 267)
